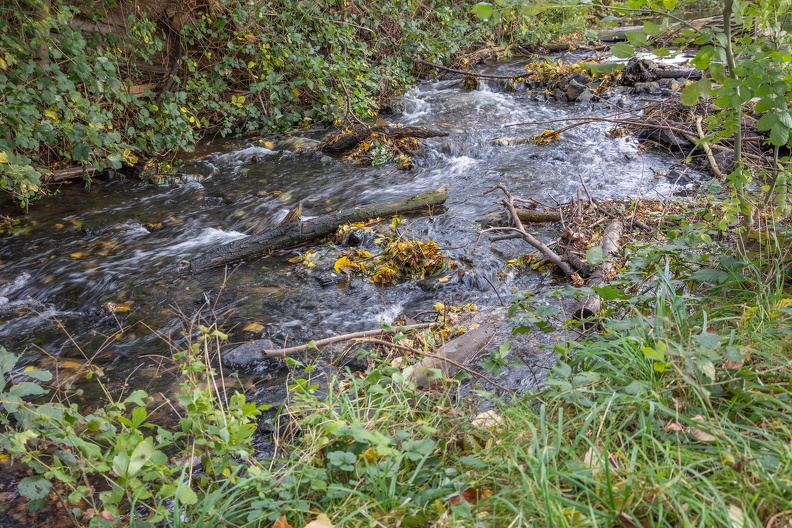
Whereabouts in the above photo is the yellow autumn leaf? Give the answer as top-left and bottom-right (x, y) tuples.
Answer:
(303, 514), (333, 528)
(70, 251), (85, 259)
(334, 256), (359, 274)
(532, 129), (561, 145)
(244, 322), (265, 332)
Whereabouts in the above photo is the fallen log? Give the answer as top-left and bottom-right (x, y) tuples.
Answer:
(189, 186), (448, 271)
(573, 219), (623, 319)
(320, 126), (449, 155)
(407, 324), (497, 388)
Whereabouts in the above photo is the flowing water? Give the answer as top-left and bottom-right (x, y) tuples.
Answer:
(0, 58), (700, 400)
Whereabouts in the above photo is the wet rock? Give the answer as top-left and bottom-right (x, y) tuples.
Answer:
(637, 122), (693, 150)
(553, 89), (568, 102)
(576, 88), (593, 103)
(633, 82), (660, 95)
(222, 338), (284, 370)
(713, 151), (736, 174)
(565, 78), (589, 101)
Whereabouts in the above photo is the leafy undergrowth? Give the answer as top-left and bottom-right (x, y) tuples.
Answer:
(2, 218), (792, 527)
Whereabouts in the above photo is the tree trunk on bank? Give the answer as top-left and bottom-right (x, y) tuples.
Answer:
(189, 186), (448, 271)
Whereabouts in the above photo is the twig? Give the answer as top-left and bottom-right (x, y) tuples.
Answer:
(357, 337), (514, 393)
(263, 323), (434, 357)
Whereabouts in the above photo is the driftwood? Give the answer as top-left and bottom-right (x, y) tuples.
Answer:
(407, 324), (497, 388)
(189, 186), (448, 271)
(43, 166), (97, 183)
(320, 126), (449, 155)
(573, 219), (623, 319)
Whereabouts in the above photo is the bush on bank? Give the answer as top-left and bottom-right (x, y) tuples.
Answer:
(0, 0), (586, 207)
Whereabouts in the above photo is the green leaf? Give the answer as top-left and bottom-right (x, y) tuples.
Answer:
(709, 63), (727, 83)
(691, 46), (714, 70)
(652, 47), (671, 58)
(586, 62), (623, 76)
(177, 485), (198, 506)
(127, 437), (155, 477)
(585, 246), (604, 266)
(592, 285), (630, 300)
(610, 43), (635, 59)
(757, 112), (777, 131)
(770, 123), (789, 146)
(18, 476), (52, 501)
(23, 369), (52, 382)
(680, 83), (700, 106)
(688, 268), (729, 284)
(470, 2), (493, 20)
(643, 21), (661, 35)
(113, 450), (130, 478)
(600, 15), (621, 25)
(12, 381), (47, 398)
(625, 31), (647, 47)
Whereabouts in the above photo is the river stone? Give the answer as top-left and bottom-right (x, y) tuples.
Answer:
(223, 339), (277, 369)
(565, 78), (588, 101)
(576, 88), (593, 103)
(633, 82), (660, 95)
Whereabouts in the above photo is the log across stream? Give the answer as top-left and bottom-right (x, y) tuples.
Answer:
(189, 186), (448, 271)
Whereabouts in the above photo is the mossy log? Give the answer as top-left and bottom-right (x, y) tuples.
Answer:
(189, 186), (448, 271)
(320, 126), (449, 155)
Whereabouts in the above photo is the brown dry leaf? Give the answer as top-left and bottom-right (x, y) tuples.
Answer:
(664, 422), (684, 434)
(303, 513), (333, 528)
(272, 516), (293, 528)
(723, 359), (744, 370)
(690, 415), (717, 443)
(168, 216), (183, 224)
(243, 322), (265, 332)
(448, 487), (491, 506)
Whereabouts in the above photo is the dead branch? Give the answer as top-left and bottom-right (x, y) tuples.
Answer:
(261, 323), (434, 357)
(486, 184), (579, 279)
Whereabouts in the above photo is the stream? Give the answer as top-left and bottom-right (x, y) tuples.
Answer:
(0, 57), (701, 406)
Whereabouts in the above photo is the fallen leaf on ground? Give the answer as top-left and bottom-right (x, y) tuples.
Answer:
(303, 513), (333, 528)
(471, 410), (503, 431)
(690, 415), (717, 443)
(272, 516), (292, 528)
(448, 487), (491, 506)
